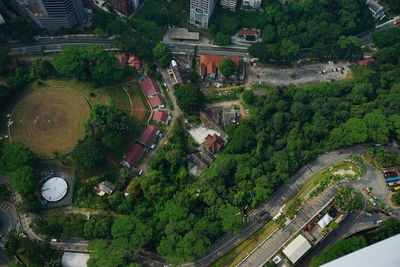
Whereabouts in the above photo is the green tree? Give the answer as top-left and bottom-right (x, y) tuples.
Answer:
(85, 105), (131, 138)
(215, 33), (231, 46)
(71, 138), (105, 170)
(153, 43), (172, 67)
(335, 187), (363, 212)
(0, 142), (36, 172)
(174, 83), (205, 115)
(336, 35), (363, 61)
(218, 204), (245, 234)
(8, 166), (36, 194)
(0, 48), (9, 75)
(219, 57), (236, 78)
(242, 90), (255, 105)
(30, 59), (54, 80)
(310, 236), (367, 267)
(364, 109), (392, 144)
(279, 38), (300, 59)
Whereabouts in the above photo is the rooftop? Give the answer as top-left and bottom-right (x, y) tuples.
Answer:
(169, 28), (200, 40)
(139, 125), (158, 146)
(123, 144), (144, 167)
(282, 234), (312, 264)
(152, 110), (168, 122)
(149, 95), (165, 108)
(62, 252), (89, 267)
(204, 134), (224, 154)
(140, 78), (159, 97)
(18, 0), (47, 17)
(199, 55), (239, 75)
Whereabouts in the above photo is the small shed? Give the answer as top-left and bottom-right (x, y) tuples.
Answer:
(317, 213), (333, 229)
(282, 234), (312, 264)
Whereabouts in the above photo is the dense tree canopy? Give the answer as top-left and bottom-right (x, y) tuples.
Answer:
(174, 83), (205, 115)
(153, 43), (172, 67)
(71, 138), (105, 171)
(237, 0), (374, 61)
(219, 58), (236, 78)
(53, 45), (123, 86)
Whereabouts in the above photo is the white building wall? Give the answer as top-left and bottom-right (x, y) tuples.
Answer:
(189, 0), (217, 28)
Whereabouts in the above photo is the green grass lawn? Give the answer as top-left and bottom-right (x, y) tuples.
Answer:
(212, 221), (278, 267)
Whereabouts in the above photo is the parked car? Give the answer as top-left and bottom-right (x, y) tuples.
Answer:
(383, 171), (398, 178)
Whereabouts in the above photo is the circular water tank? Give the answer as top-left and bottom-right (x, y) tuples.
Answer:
(41, 177), (68, 202)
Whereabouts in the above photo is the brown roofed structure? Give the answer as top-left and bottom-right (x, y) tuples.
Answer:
(152, 110), (168, 123)
(140, 78), (160, 97)
(199, 55), (239, 76)
(149, 95), (165, 108)
(139, 125), (159, 146)
(122, 144), (144, 168)
(204, 134), (224, 154)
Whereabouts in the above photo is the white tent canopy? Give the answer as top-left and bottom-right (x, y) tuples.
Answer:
(317, 214), (333, 229)
(282, 234), (312, 264)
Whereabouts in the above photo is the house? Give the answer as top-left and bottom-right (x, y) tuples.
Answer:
(139, 125), (159, 146)
(140, 77), (160, 97)
(236, 29), (261, 42)
(128, 54), (141, 69)
(149, 95), (165, 109)
(204, 134), (224, 154)
(94, 181), (116, 196)
(152, 110), (170, 124)
(366, 0), (385, 20)
(199, 54), (240, 79)
(170, 60), (184, 85)
(115, 53), (128, 68)
(121, 144), (145, 168)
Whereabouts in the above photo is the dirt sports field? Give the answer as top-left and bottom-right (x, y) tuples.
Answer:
(10, 87), (90, 158)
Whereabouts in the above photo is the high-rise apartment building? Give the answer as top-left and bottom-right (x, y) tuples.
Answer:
(221, 0), (237, 11)
(189, 0), (217, 28)
(109, 0), (140, 16)
(12, 0), (87, 30)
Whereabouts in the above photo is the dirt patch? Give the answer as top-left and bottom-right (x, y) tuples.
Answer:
(10, 87), (90, 158)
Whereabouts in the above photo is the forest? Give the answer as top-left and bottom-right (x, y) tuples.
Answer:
(210, 0), (374, 61)
(73, 29), (400, 265)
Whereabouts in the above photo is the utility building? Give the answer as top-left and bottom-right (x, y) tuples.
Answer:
(109, 0), (139, 16)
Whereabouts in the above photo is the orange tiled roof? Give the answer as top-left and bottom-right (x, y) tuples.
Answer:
(199, 55), (239, 75)
(204, 134), (224, 154)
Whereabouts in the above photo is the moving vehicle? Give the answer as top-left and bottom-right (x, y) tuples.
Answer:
(394, 19), (400, 25)
(385, 177), (400, 183)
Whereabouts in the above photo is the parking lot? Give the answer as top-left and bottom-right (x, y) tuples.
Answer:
(250, 61), (350, 86)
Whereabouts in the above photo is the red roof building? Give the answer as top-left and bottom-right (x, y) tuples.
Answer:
(139, 125), (159, 146)
(204, 134), (224, 154)
(152, 110), (168, 123)
(357, 57), (375, 66)
(115, 53), (128, 68)
(128, 54), (141, 69)
(200, 55), (240, 77)
(149, 95), (165, 108)
(122, 144), (144, 168)
(140, 78), (160, 97)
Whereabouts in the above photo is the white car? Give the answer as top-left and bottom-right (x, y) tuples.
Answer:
(245, 109), (250, 114)
(138, 170), (144, 176)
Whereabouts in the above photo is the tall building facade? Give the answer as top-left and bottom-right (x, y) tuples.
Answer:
(189, 0), (217, 29)
(242, 0), (261, 9)
(13, 0), (87, 30)
(221, 0), (237, 11)
(109, 0), (139, 16)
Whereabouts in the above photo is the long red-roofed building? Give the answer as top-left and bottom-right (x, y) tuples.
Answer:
(121, 144), (144, 168)
(200, 55), (239, 78)
(152, 110), (169, 124)
(149, 95), (165, 108)
(140, 77), (160, 97)
(139, 125), (159, 146)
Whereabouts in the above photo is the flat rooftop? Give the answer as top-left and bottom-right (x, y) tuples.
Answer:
(169, 28), (200, 40)
(18, 0), (47, 17)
